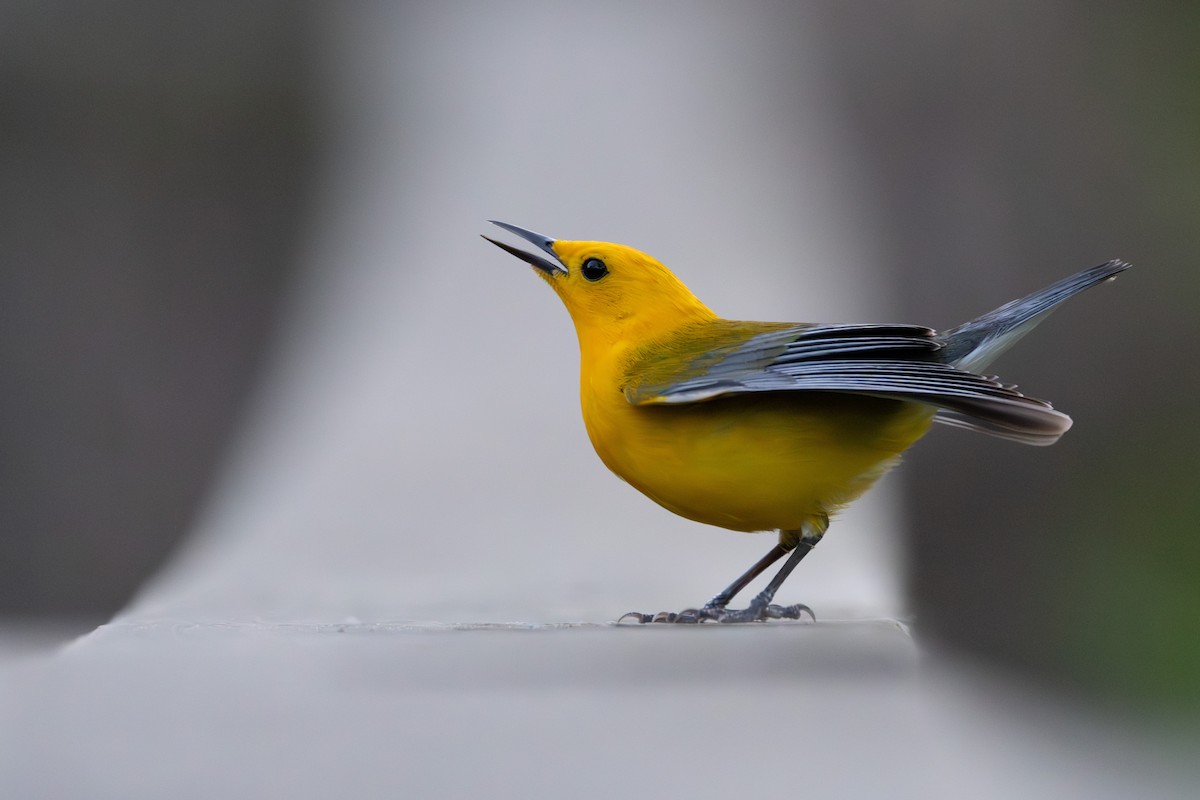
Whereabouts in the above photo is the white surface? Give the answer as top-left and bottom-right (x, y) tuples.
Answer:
(3, 620), (1193, 800)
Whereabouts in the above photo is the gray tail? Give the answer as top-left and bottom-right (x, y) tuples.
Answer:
(939, 259), (1130, 373)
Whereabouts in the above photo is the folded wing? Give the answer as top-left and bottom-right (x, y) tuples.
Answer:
(624, 322), (1071, 445)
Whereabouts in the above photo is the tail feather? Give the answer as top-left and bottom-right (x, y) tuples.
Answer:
(939, 259), (1130, 373)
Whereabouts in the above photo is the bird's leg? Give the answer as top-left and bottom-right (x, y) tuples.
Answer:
(675, 543), (791, 622)
(618, 515), (827, 624)
(713, 531), (823, 623)
(617, 542), (791, 624)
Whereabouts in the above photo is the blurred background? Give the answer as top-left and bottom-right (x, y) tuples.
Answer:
(2, 0), (1197, 724)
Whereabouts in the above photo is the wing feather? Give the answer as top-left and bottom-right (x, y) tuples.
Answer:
(624, 322), (1071, 445)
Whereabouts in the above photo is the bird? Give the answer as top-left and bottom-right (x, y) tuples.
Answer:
(483, 221), (1128, 623)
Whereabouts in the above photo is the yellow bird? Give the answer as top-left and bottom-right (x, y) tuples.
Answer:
(484, 221), (1128, 623)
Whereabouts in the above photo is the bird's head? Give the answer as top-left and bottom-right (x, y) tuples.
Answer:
(483, 221), (715, 346)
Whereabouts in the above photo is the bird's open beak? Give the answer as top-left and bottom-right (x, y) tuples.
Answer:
(482, 221), (567, 277)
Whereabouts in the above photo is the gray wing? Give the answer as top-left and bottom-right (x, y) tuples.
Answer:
(625, 323), (1072, 446)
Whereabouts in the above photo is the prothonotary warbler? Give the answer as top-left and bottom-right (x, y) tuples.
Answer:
(484, 221), (1129, 623)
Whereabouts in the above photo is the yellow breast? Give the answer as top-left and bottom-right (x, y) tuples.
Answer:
(580, 372), (935, 533)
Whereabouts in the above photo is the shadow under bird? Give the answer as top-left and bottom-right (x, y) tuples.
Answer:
(484, 221), (1128, 623)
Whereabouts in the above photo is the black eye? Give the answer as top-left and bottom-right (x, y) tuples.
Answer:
(581, 257), (609, 281)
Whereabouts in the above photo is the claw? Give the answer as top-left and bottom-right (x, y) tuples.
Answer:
(775, 603), (816, 621)
(617, 612), (653, 624)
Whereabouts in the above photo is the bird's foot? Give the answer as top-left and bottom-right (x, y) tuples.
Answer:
(617, 601), (815, 625)
(714, 601), (815, 623)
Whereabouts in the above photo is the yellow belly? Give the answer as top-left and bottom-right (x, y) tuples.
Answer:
(582, 388), (935, 533)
